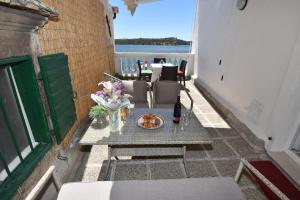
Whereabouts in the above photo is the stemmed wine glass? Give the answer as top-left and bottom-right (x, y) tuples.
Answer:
(183, 109), (192, 126)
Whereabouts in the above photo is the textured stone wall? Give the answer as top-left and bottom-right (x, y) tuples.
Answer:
(38, 0), (115, 146)
(8, 1), (115, 199)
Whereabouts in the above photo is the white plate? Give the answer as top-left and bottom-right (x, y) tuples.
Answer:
(137, 114), (164, 130)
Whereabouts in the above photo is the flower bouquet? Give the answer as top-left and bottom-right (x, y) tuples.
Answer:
(91, 81), (130, 132)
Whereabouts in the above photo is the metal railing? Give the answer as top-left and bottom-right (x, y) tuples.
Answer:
(115, 52), (194, 77)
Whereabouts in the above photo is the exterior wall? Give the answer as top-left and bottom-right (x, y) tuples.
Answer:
(38, 0), (115, 147)
(0, 6), (46, 59)
(8, 0), (115, 199)
(193, 0), (300, 152)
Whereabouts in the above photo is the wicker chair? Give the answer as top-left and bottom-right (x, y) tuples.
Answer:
(177, 60), (187, 86)
(104, 73), (151, 108)
(137, 60), (152, 81)
(235, 158), (300, 200)
(153, 81), (193, 109)
(160, 66), (178, 81)
(122, 80), (151, 108)
(153, 57), (166, 63)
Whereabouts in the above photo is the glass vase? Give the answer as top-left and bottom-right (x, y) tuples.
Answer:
(109, 110), (119, 132)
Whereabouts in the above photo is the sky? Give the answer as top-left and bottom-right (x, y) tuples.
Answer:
(109, 0), (196, 41)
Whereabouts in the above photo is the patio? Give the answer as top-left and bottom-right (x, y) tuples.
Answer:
(67, 81), (269, 200)
(1, 0), (300, 199)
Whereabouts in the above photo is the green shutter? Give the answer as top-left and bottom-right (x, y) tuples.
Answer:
(38, 53), (76, 144)
(10, 57), (50, 143)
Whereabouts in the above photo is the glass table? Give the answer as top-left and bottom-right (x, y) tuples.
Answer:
(80, 108), (212, 179)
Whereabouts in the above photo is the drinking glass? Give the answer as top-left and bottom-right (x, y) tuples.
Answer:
(129, 104), (134, 117)
(183, 110), (192, 126)
(120, 107), (129, 122)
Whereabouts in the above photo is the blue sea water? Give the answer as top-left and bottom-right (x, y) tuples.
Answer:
(115, 44), (191, 53)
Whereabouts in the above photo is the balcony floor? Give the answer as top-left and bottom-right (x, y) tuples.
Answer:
(67, 81), (269, 200)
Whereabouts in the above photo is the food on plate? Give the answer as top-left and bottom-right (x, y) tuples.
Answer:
(142, 114), (160, 129)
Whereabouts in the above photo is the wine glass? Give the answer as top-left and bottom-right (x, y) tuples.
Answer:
(183, 110), (192, 126)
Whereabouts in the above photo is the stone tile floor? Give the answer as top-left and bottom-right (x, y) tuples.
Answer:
(68, 81), (269, 200)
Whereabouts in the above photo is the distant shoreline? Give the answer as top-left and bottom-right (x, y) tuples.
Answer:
(116, 44), (189, 46)
(115, 37), (191, 46)
(115, 44), (191, 53)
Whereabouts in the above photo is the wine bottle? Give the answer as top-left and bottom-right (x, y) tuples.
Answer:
(173, 96), (181, 124)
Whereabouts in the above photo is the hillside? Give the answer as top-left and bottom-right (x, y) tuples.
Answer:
(115, 37), (191, 45)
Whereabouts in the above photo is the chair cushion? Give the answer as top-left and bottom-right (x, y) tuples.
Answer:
(154, 81), (180, 104)
(122, 80), (134, 96)
(160, 66), (177, 81)
(132, 80), (148, 103)
(141, 69), (153, 75)
(58, 178), (245, 200)
(177, 70), (184, 74)
(122, 80), (148, 103)
(249, 160), (300, 200)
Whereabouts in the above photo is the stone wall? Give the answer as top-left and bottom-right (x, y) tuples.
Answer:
(7, 0), (115, 199)
(0, 6), (46, 59)
(38, 0), (115, 147)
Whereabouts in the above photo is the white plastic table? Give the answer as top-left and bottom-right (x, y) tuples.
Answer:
(150, 63), (175, 82)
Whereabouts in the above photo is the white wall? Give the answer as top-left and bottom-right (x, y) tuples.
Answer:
(193, 0), (300, 151)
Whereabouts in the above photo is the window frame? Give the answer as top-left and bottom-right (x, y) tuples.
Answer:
(0, 56), (51, 200)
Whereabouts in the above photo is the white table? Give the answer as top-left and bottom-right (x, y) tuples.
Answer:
(150, 63), (175, 82)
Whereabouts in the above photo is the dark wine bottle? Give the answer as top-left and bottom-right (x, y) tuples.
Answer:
(173, 96), (181, 124)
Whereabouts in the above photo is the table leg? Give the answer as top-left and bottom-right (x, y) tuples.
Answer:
(182, 145), (189, 178)
(105, 146), (112, 180)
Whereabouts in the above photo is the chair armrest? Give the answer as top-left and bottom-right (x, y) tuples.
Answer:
(25, 165), (61, 200)
(104, 72), (122, 82)
(234, 158), (290, 200)
(184, 88), (193, 111)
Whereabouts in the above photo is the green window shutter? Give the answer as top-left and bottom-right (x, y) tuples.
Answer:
(38, 53), (76, 144)
(11, 57), (50, 143)
(0, 56), (29, 66)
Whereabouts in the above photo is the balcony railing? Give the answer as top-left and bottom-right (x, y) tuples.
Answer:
(115, 52), (194, 77)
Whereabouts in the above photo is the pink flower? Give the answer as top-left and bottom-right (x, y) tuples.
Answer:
(115, 89), (122, 97)
(92, 81), (130, 109)
(96, 90), (102, 96)
(98, 81), (112, 90)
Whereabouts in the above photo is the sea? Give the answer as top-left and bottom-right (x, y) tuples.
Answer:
(115, 44), (191, 53)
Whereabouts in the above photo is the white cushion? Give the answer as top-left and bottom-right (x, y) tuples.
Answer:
(58, 178), (245, 200)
